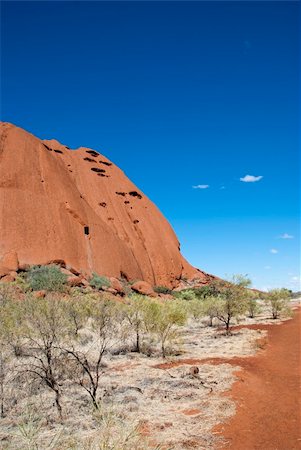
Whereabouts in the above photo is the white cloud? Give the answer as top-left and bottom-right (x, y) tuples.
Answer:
(240, 175), (263, 183)
(279, 233), (294, 239)
(290, 276), (301, 289)
(270, 249), (278, 254)
(192, 184), (209, 189)
(264, 266), (271, 270)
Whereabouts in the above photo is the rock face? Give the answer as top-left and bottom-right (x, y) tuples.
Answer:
(0, 122), (214, 288)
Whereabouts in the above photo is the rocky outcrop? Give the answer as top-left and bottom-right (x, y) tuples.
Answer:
(0, 122), (215, 288)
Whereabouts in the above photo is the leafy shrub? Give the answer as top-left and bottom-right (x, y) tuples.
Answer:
(173, 289), (196, 301)
(153, 285), (172, 295)
(89, 273), (111, 290)
(247, 294), (261, 318)
(27, 265), (67, 292)
(265, 288), (291, 319)
(144, 299), (187, 358)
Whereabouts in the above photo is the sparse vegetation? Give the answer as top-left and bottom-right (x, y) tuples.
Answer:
(0, 273), (294, 449)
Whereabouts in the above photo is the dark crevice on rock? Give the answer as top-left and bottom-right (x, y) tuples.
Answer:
(129, 191), (142, 199)
(84, 157), (97, 163)
(91, 167), (106, 173)
(86, 150), (99, 157)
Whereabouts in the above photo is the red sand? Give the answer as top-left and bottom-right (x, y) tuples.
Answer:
(154, 311), (300, 449)
(216, 309), (301, 450)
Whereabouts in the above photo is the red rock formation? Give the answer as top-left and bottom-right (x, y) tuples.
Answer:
(0, 122), (214, 288)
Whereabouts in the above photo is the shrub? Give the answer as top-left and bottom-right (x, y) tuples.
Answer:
(122, 294), (148, 353)
(144, 300), (187, 358)
(186, 298), (204, 320)
(16, 294), (69, 419)
(89, 273), (111, 290)
(173, 289), (196, 301)
(202, 296), (222, 326)
(63, 297), (119, 408)
(153, 285), (172, 295)
(12, 273), (31, 293)
(265, 288), (291, 319)
(213, 275), (251, 333)
(27, 265), (67, 292)
(247, 293), (261, 318)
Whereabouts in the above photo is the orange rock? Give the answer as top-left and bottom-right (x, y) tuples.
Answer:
(0, 274), (15, 283)
(106, 287), (118, 295)
(0, 122), (215, 288)
(109, 277), (124, 294)
(131, 280), (156, 297)
(67, 275), (83, 287)
(33, 290), (47, 298)
(0, 250), (19, 277)
(61, 268), (74, 277)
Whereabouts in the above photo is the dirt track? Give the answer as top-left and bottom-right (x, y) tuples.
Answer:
(216, 308), (301, 450)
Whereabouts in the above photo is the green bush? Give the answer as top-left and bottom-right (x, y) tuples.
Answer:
(27, 265), (67, 292)
(89, 273), (111, 290)
(153, 285), (172, 295)
(173, 289), (196, 301)
(144, 299), (187, 358)
(265, 288), (291, 319)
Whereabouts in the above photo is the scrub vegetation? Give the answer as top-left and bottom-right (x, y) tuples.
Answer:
(0, 273), (294, 449)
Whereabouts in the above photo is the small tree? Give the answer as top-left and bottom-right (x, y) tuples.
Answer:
(187, 298), (204, 321)
(63, 297), (118, 408)
(123, 294), (147, 353)
(214, 275), (251, 333)
(266, 288), (291, 319)
(62, 292), (91, 336)
(27, 265), (67, 292)
(144, 300), (187, 358)
(202, 296), (221, 326)
(17, 294), (68, 420)
(247, 292), (261, 318)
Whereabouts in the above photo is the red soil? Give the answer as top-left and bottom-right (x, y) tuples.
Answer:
(154, 310), (300, 449)
(216, 308), (301, 450)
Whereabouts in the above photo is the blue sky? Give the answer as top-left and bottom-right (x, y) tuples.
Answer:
(1, 1), (300, 290)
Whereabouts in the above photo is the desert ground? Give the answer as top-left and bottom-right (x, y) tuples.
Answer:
(0, 294), (299, 450)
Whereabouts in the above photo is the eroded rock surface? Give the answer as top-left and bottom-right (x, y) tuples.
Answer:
(0, 122), (215, 287)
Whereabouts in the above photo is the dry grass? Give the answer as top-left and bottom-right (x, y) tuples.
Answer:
(0, 299), (297, 450)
